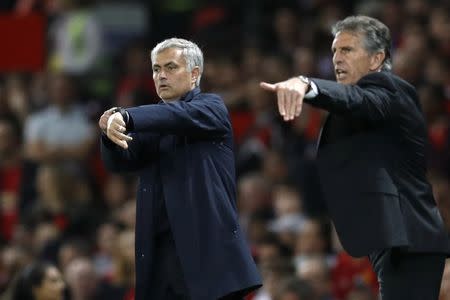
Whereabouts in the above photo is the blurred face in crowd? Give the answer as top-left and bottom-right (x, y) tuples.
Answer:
(297, 258), (330, 297)
(295, 219), (326, 255)
(332, 31), (385, 84)
(65, 259), (98, 299)
(152, 47), (199, 101)
(33, 266), (65, 300)
(274, 187), (302, 217)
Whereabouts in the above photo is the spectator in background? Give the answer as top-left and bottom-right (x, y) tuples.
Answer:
(110, 229), (135, 298)
(11, 262), (65, 300)
(274, 277), (317, 300)
(237, 172), (273, 234)
(254, 258), (295, 300)
(296, 255), (335, 300)
(100, 174), (134, 214)
(267, 184), (306, 253)
(115, 42), (157, 108)
(293, 218), (331, 267)
(64, 257), (98, 300)
(92, 221), (119, 281)
(262, 150), (289, 185)
(271, 7), (300, 56)
(24, 72), (95, 165)
(271, 184), (304, 220)
(233, 78), (278, 177)
(48, 0), (102, 75)
(3, 76), (29, 123)
(31, 221), (60, 262)
(0, 245), (32, 297)
(255, 234), (285, 265)
(63, 256), (125, 300)
(57, 239), (91, 272)
(23, 163), (98, 241)
(419, 84), (450, 176)
(0, 117), (23, 243)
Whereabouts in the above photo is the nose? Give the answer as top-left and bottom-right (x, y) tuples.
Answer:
(157, 70), (167, 80)
(333, 52), (342, 66)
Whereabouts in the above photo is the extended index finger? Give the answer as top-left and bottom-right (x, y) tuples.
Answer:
(260, 82), (277, 92)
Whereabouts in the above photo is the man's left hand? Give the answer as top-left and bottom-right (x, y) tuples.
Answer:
(260, 77), (309, 121)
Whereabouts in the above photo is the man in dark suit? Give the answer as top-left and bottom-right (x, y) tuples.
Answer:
(261, 16), (449, 299)
(99, 38), (261, 300)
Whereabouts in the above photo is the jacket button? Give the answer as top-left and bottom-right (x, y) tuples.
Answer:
(143, 188), (147, 192)
(141, 254), (145, 258)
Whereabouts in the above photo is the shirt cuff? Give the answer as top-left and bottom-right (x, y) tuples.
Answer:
(304, 81), (318, 99)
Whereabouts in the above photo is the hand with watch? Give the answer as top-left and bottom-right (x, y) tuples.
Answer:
(98, 107), (133, 149)
(259, 75), (312, 121)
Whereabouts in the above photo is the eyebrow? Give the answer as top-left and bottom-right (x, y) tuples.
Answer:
(153, 62), (178, 68)
(331, 46), (353, 52)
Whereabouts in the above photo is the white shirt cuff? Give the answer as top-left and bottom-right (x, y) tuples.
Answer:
(304, 81), (318, 99)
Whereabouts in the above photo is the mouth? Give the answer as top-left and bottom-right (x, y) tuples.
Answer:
(335, 69), (347, 81)
(159, 84), (170, 90)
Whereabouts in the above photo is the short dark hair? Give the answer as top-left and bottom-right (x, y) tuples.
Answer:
(12, 262), (54, 300)
(332, 15), (392, 71)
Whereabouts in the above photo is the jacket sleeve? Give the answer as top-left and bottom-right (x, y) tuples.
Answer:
(305, 72), (402, 122)
(100, 132), (159, 173)
(126, 93), (230, 137)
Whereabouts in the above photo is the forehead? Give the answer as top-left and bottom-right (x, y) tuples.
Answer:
(153, 48), (186, 65)
(332, 31), (363, 48)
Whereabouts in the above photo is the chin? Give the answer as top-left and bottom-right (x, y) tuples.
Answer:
(337, 79), (351, 85)
(159, 92), (171, 99)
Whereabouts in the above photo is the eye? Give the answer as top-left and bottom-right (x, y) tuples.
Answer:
(153, 67), (160, 73)
(168, 65), (177, 71)
(342, 47), (352, 54)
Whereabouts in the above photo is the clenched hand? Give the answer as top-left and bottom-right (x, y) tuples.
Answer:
(98, 107), (117, 134)
(106, 111), (133, 149)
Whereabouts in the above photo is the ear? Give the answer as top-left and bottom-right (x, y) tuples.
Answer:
(369, 51), (386, 71)
(191, 67), (200, 85)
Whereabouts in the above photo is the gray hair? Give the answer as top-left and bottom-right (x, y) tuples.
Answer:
(151, 38), (204, 86)
(332, 15), (392, 71)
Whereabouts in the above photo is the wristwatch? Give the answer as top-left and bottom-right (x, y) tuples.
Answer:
(298, 75), (311, 93)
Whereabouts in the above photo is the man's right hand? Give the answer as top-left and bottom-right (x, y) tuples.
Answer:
(106, 112), (133, 149)
(260, 77), (309, 121)
(99, 107), (117, 134)
(99, 107), (132, 149)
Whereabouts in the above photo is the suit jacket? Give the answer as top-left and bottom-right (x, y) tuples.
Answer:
(101, 88), (262, 300)
(305, 72), (450, 257)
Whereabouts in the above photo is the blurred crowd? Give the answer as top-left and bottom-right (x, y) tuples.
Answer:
(0, 0), (449, 300)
